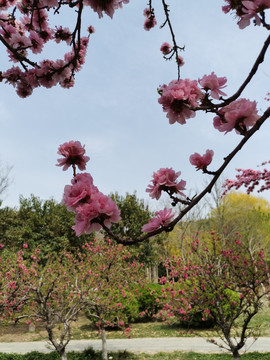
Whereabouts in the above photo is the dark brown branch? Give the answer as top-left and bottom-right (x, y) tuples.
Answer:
(100, 107), (270, 245)
(221, 33), (270, 106)
(161, 0), (184, 80)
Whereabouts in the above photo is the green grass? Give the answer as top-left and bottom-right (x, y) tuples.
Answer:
(136, 353), (270, 360)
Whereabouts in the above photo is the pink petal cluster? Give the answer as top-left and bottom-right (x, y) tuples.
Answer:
(63, 173), (121, 236)
(56, 141), (90, 171)
(0, 0), (95, 98)
(177, 56), (185, 67)
(213, 98), (260, 134)
(142, 208), (175, 233)
(63, 173), (96, 210)
(3, 37), (89, 97)
(158, 79), (202, 125)
(199, 72), (227, 100)
(238, 0), (270, 29)
(189, 150), (214, 170)
(84, 0), (129, 19)
(222, 0), (270, 28)
(223, 166), (270, 195)
(146, 168), (186, 200)
(160, 42), (171, 55)
(143, 7), (157, 31)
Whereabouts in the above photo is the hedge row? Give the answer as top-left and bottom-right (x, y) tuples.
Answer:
(0, 348), (136, 360)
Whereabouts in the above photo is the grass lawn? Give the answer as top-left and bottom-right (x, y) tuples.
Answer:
(135, 353), (270, 360)
(0, 350), (270, 360)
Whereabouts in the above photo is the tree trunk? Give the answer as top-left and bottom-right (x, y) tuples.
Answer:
(232, 349), (240, 360)
(60, 350), (67, 360)
(101, 328), (108, 360)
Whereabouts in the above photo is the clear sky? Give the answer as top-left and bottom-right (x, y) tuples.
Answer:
(0, 0), (270, 211)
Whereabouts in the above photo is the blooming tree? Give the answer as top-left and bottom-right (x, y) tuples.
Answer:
(0, 247), (31, 322)
(22, 249), (89, 360)
(8, 240), (145, 360)
(82, 239), (145, 360)
(159, 233), (270, 359)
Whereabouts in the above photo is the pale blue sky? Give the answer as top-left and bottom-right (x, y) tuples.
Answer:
(0, 1), (270, 210)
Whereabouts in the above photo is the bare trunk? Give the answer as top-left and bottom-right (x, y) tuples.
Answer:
(60, 350), (67, 360)
(101, 328), (108, 360)
(233, 350), (240, 360)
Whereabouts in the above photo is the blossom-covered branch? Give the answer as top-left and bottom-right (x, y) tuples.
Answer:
(56, 1), (270, 245)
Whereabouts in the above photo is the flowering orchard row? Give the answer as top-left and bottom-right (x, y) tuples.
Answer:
(0, 239), (145, 360)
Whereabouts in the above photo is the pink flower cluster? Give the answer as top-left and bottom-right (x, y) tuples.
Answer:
(222, 0), (270, 29)
(142, 208), (175, 233)
(2, 37), (89, 97)
(213, 98), (260, 134)
(143, 7), (157, 31)
(56, 141), (90, 171)
(58, 141), (121, 236)
(160, 42), (171, 55)
(146, 168), (186, 200)
(189, 150), (214, 170)
(199, 72), (227, 100)
(158, 79), (202, 125)
(84, 0), (129, 19)
(0, 0), (129, 96)
(223, 166), (270, 194)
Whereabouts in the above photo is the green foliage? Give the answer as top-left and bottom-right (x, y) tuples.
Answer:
(85, 290), (140, 325)
(137, 283), (163, 321)
(69, 348), (136, 360)
(109, 192), (152, 239)
(0, 353), (59, 360)
(109, 192), (167, 266)
(0, 195), (94, 254)
(178, 287), (240, 329)
(208, 192), (270, 257)
(0, 349), (137, 360)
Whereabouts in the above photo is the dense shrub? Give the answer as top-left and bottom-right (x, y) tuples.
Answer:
(137, 283), (163, 321)
(0, 349), (136, 360)
(0, 352), (59, 360)
(85, 289), (140, 327)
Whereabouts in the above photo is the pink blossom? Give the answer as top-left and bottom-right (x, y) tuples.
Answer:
(54, 27), (72, 45)
(72, 192), (121, 236)
(176, 56), (184, 67)
(199, 72), (227, 100)
(158, 79), (202, 125)
(160, 42), (171, 55)
(189, 150), (214, 170)
(238, 0), (270, 29)
(3, 66), (22, 87)
(143, 7), (157, 31)
(63, 173), (98, 211)
(84, 0), (129, 19)
(29, 31), (44, 54)
(222, 166), (270, 195)
(56, 140), (90, 171)
(146, 168), (186, 200)
(88, 25), (95, 34)
(142, 208), (175, 233)
(213, 98), (260, 134)
(23, 243), (28, 249)
(143, 17), (157, 31)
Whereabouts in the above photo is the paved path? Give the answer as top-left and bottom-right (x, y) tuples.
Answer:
(0, 337), (270, 354)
